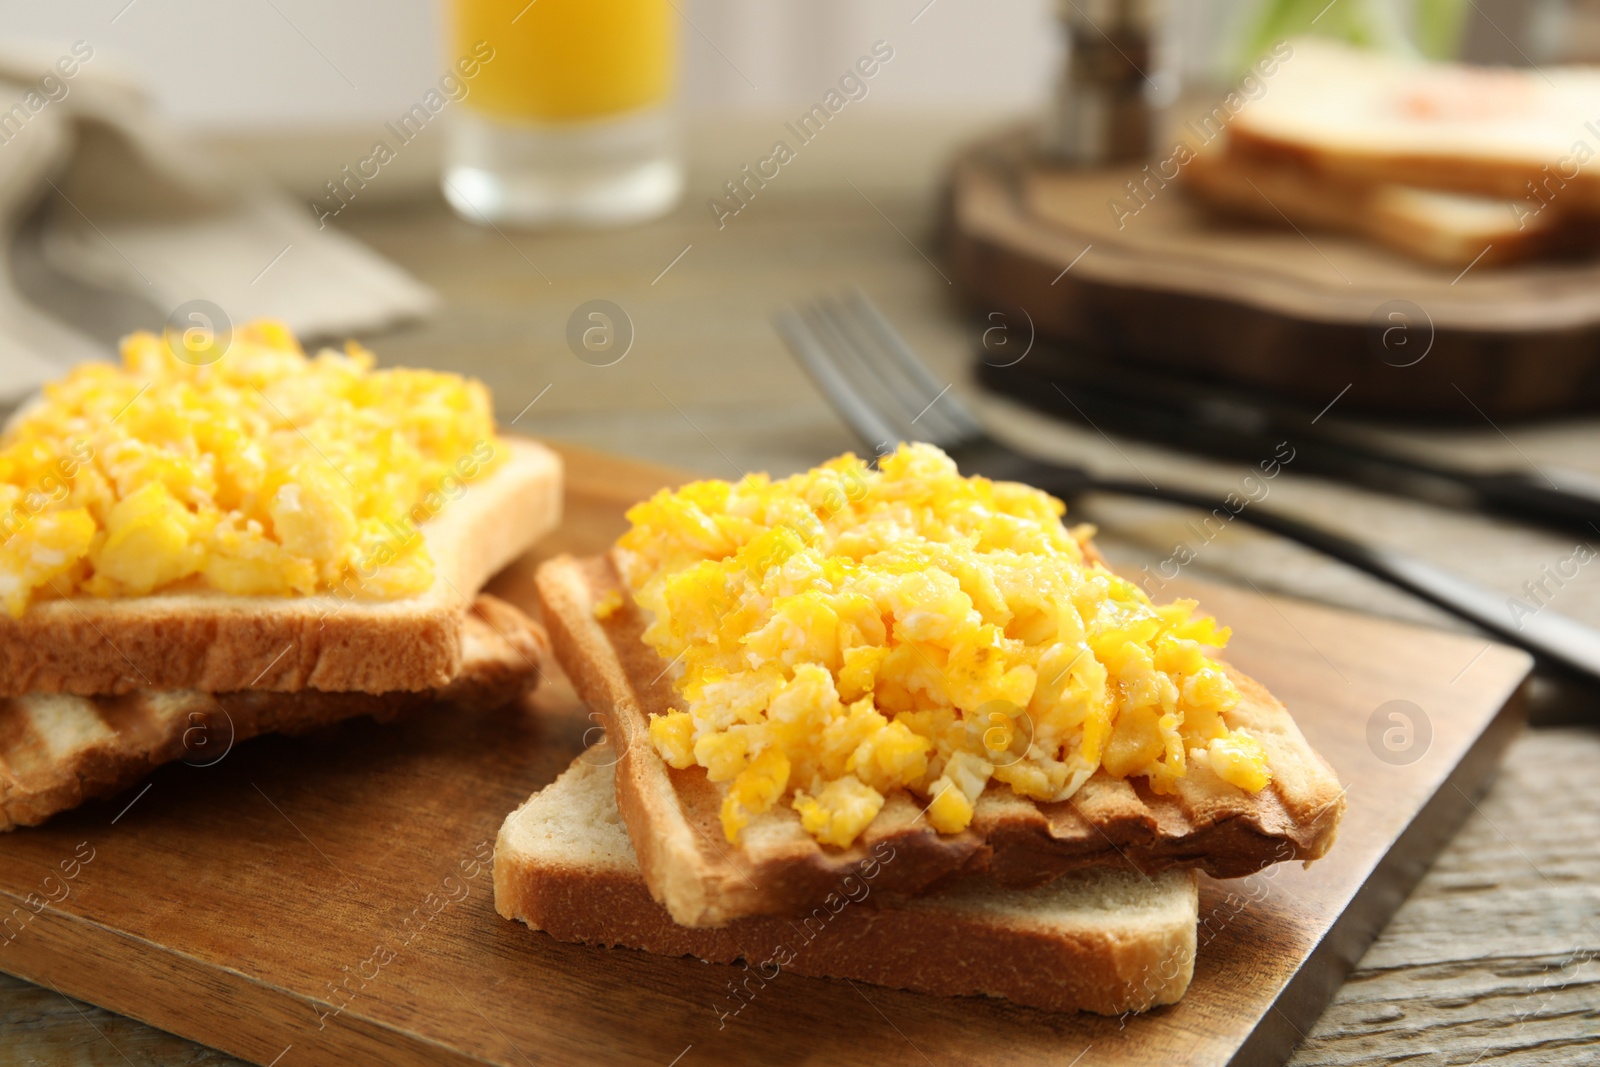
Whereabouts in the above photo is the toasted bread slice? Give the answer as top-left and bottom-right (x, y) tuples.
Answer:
(1182, 136), (1596, 269)
(1227, 37), (1600, 209)
(0, 594), (546, 831)
(495, 753), (1200, 1016)
(537, 553), (1344, 928)
(0, 436), (561, 697)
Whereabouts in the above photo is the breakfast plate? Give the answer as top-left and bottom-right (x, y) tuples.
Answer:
(0, 443), (1531, 1066)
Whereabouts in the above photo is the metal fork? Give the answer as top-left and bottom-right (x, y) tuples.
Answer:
(775, 289), (1600, 685)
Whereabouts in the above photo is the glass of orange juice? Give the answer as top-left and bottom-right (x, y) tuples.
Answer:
(444, 0), (682, 227)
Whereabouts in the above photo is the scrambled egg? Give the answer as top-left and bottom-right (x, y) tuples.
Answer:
(0, 321), (502, 615)
(616, 443), (1270, 849)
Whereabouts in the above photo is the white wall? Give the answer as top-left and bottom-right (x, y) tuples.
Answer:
(0, 0), (1059, 129)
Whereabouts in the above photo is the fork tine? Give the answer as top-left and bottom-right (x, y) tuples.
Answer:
(778, 291), (991, 456)
(775, 309), (900, 452)
(801, 302), (922, 444)
(810, 297), (967, 448)
(842, 288), (987, 441)
(811, 295), (977, 448)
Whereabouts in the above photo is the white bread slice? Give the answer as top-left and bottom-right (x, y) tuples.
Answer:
(1229, 37), (1600, 209)
(0, 436), (562, 697)
(495, 753), (1200, 1017)
(0, 593), (547, 831)
(536, 553), (1344, 929)
(1182, 136), (1598, 268)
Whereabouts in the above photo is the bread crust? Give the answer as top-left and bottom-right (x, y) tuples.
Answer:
(1219, 40), (1600, 210)
(495, 756), (1200, 1017)
(1226, 126), (1600, 207)
(1182, 138), (1596, 269)
(0, 437), (562, 697)
(0, 594), (548, 831)
(536, 553), (1345, 928)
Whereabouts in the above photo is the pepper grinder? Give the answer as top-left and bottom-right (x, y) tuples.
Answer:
(1043, 0), (1167, 165)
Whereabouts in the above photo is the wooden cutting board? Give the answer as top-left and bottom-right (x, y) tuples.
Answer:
(945, 128), (1600, 418)
(0, 443), (1532, 1067)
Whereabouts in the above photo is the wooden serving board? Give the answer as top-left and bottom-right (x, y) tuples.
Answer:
(945, 129), (1600, 418)
(0, 443), (1532, 1067)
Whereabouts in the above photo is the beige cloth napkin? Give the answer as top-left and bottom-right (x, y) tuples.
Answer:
(0, 44), (437, 402)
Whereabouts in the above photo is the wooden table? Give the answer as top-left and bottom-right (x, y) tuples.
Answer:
(5, 117), (1599, 1065)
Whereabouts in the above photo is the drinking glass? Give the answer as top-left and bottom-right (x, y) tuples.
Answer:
(444, 0), (683, 227)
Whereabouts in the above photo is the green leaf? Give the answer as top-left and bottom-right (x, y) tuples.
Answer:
(1232, 0), (1466, 73)
(1412, 0), (1471, 59)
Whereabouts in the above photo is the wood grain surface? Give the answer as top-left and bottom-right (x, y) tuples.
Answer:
(8, 729), (1594, 1067)
(4, 116), (1598, 1065)
(0, 443), (1533, 1067)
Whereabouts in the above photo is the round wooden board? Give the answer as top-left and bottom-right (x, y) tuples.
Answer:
(944, 130), (1600, 419)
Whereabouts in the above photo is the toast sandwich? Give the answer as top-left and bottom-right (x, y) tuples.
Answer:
(495, 752), (1200, 1016)
(1183, 136), (1593, 269)
(0, 593), (547, 831)
(1228, 37), (1600, 211)
(538, 552), (1344, 928)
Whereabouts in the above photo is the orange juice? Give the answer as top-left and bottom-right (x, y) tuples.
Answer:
(453, 0), (675, 123)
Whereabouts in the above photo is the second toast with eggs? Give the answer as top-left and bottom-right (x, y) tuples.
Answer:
(538, 552), (1345, 929)
(0, 436), (561, 698)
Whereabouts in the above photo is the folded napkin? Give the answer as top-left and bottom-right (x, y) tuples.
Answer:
(0, 42), (437, 402)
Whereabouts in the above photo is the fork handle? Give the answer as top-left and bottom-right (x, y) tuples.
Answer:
(1083, 478), (1597, 683)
